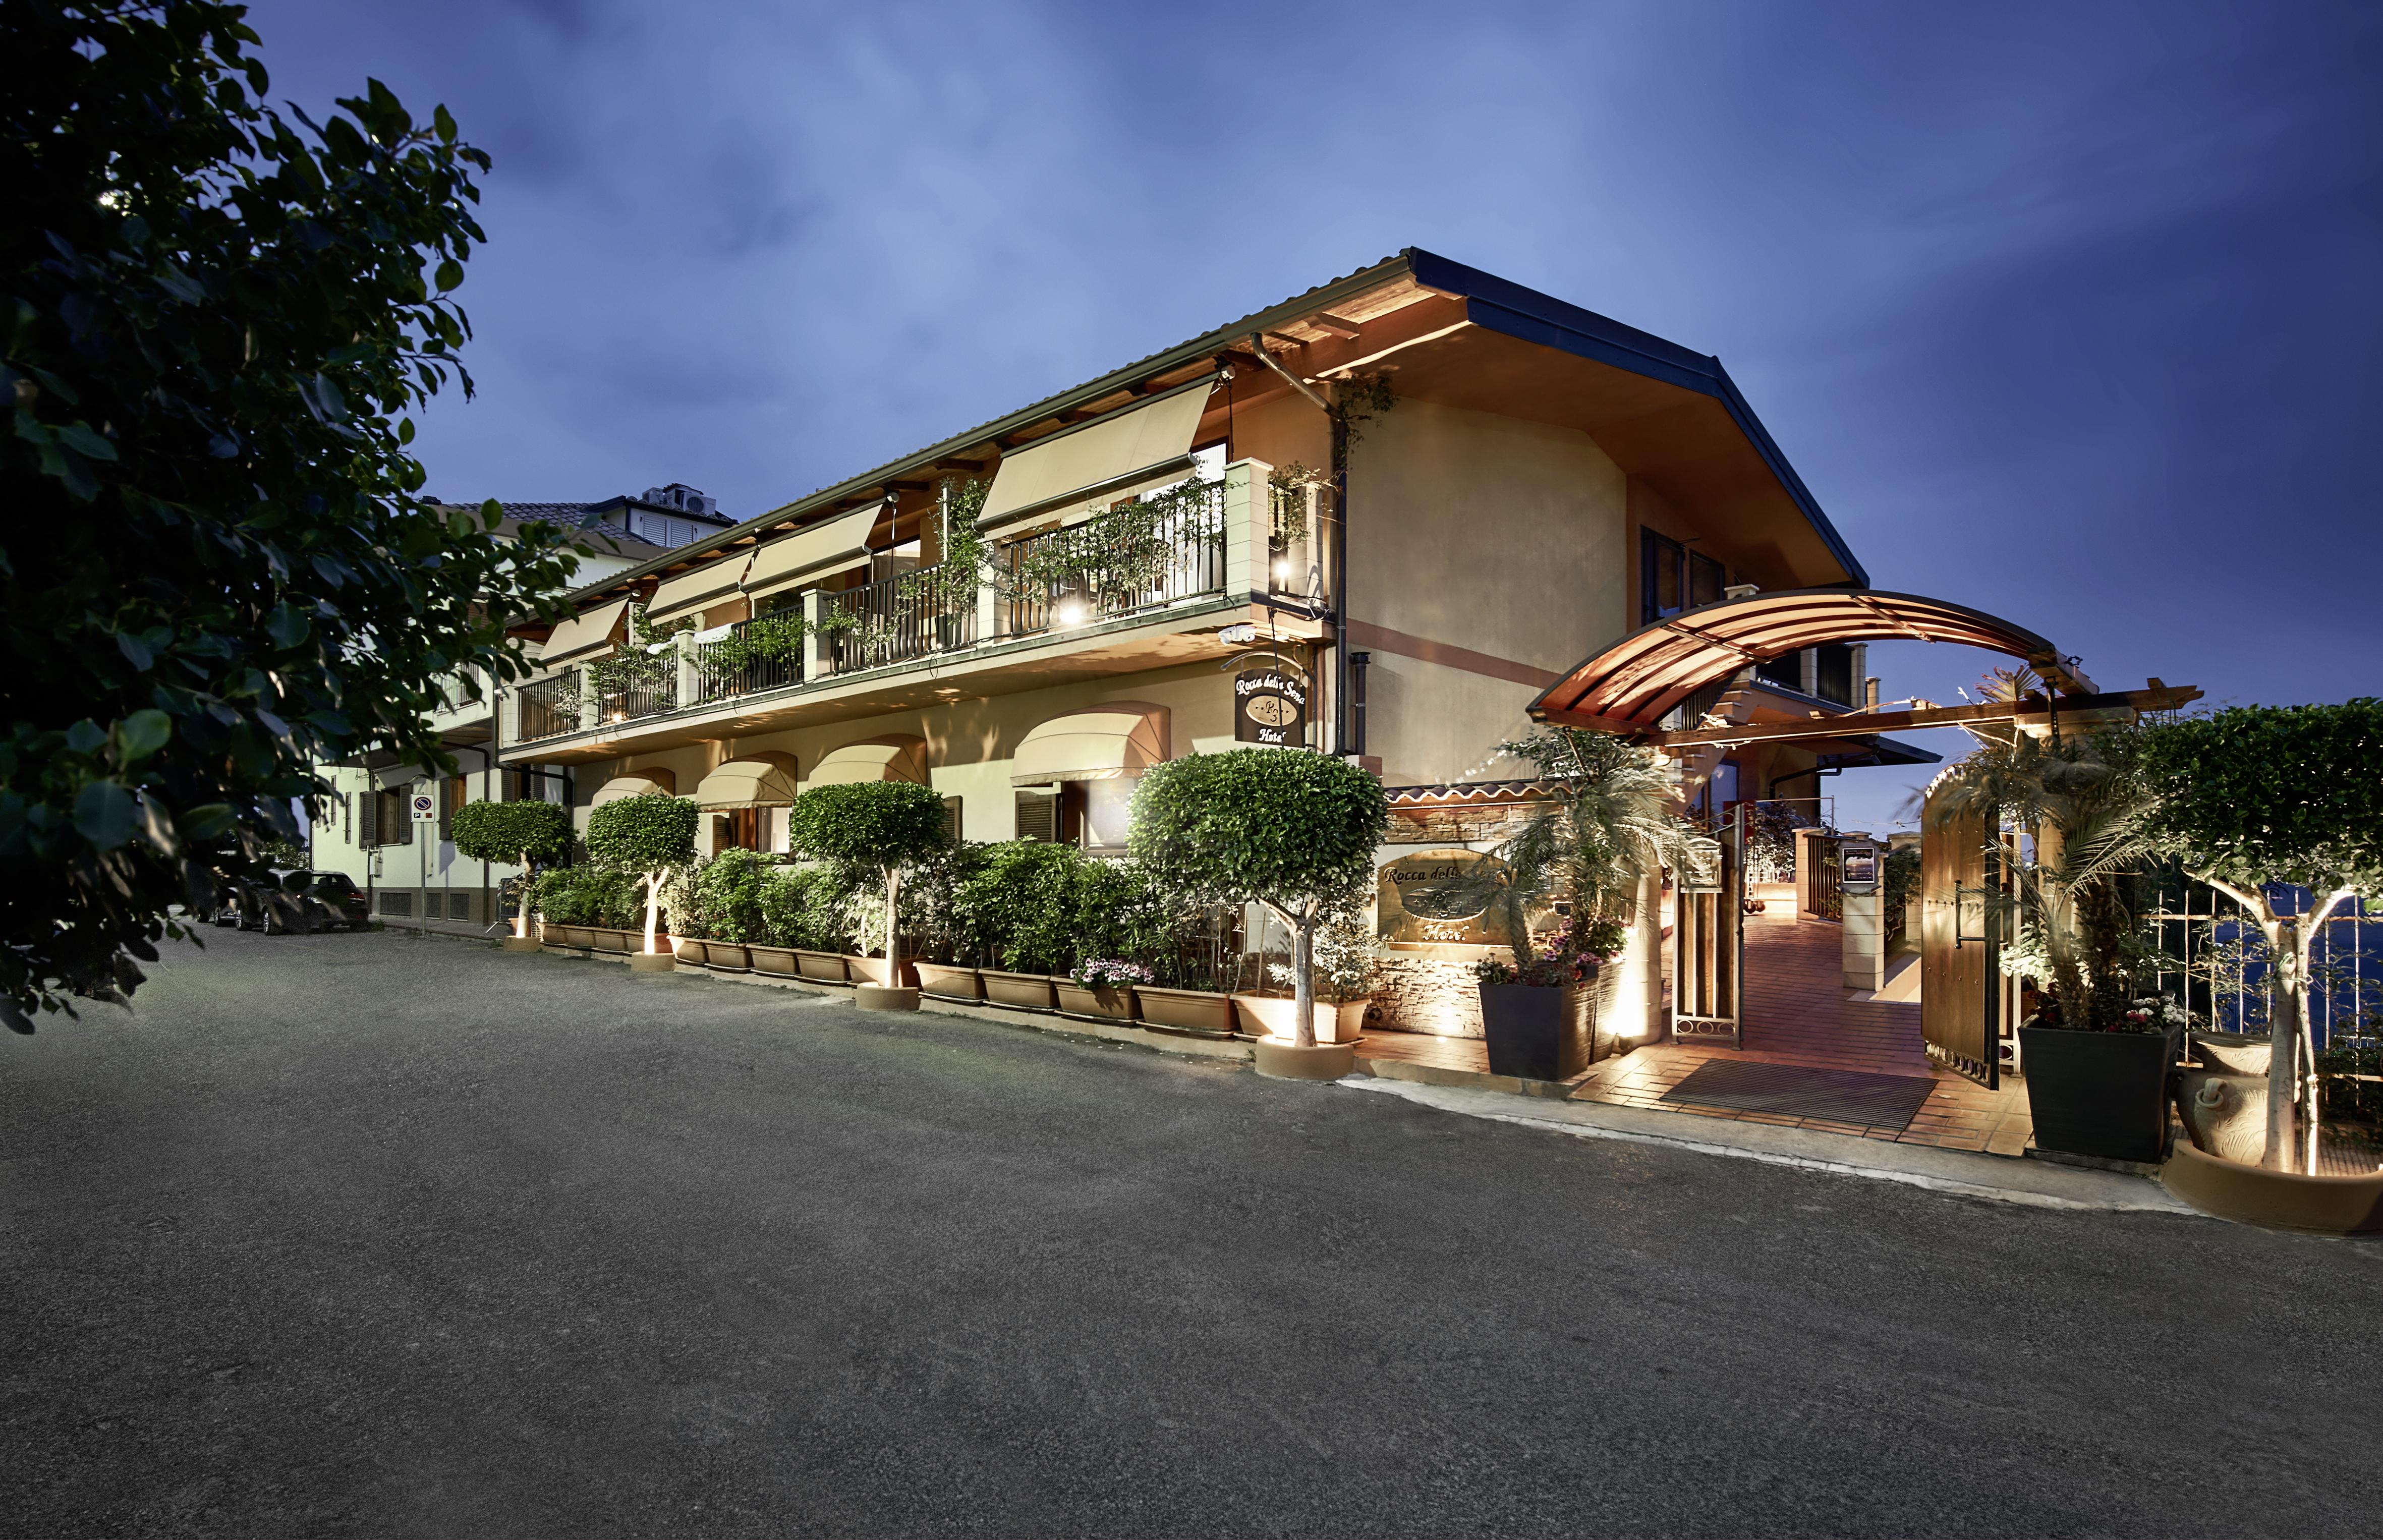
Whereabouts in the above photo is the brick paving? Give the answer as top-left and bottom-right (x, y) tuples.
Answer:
(1361, 912), (2036, 1157)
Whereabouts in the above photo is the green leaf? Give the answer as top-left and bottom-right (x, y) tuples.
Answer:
(434, 259), (463, 293)
(73, 780), (135, 850)
(433, 104), (458, 144)
(112, 710), (172, 764)
(264, 603), (310, 648)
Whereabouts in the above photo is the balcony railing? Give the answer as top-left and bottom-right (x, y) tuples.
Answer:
(518, 670), (581, 743)
(997, 481), (1226, 639)
(695, 616), (804, 704)
(823, 563), (978, 677)
(594, 668), (676, 727)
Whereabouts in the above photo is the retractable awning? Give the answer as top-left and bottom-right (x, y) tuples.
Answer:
(978, 377), (1215, 533)
(743, 504), (882, 602)
(807, 736), (928, 786)
(1529, 589), (2095, 733)
(645, 552), (752, 627)
(538, 599), (631, 666)
(589, 769), (677, 807)
(693, 753), (802, 809)
(1010, 704), (1169, 784)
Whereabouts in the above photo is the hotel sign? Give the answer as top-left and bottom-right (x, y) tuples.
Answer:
(1233, 658), (1308, 748)
(1377, 848), (1516, 946)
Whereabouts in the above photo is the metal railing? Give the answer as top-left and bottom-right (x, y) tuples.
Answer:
(593, 667), (676, 726)
(823, 564), (978, 676)
(998, 482), (1226, 639)
(695, 618), (803, 704)
(518, 671), (581, 742)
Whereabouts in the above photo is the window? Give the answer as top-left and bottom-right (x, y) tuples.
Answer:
(942, 797), (963, 843)
(1641, 531), (1725, 625)
(721, 808), (763, 852)
(1814, 644), (1856, 707)
(1080, 778), (1135, 854)
(371, 788), (412, 847)
(439, 776), (467, 842)
(1014, 787), (1059, 843)
(1755, 651), (1803, 693)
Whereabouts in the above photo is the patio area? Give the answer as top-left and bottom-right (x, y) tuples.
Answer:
(1358, 912), (2036, 1157)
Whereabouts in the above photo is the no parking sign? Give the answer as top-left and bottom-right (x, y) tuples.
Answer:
(410, 790), (437, 824)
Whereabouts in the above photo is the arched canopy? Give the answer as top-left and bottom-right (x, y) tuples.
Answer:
(1529, 589), (2094, 732)
(694, 753), (802, 810)
(807, 736), (929, 786)
(590, 769), (676, 807)
(1011, 703), (1169, 785)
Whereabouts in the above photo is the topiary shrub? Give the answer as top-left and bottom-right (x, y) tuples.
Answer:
(758, 862), (854, 952)
(449, 798), (573, 936)
(684, 848), (770, 943)
(786, 780), (951, 980)
(584, 793), (701, 955)
(1130, 750), (1387, 1046)
(952, 839), (1084, 973)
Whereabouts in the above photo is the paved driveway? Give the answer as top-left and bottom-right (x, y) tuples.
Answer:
(4, 931), (2378, 1536)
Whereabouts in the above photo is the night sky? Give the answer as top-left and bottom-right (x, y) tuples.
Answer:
(246, 1), (2382, 831)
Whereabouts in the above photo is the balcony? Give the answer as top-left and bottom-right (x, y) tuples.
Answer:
(502, 459), (1317, 763)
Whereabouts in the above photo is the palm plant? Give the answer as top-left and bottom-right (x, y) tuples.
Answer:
(1421, 728), (1696, 981)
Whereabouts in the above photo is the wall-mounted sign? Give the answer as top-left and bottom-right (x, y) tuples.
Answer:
(1840, 840), (1880, 893)
(1233, 657), (1308, 748)
(1377, 848), (1521, 946)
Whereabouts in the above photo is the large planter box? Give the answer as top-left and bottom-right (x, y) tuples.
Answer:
(587, 926), (640, 955)
(1134, 985), (1236, 1038)
(2020, 1024), (2178, 1163)
(795, 950), (849, 983)
(915, 962), (983, 1001)
(1231, 994), (1369, 1045)
(1054, 979), (1139, 1023)
(1477, 982), (1592, 1080)
(845, 955), (920, 989)
(702, 939), (752, 972)
(671, 936), (710, 967)
(982, 969), (1057, 1011)
(749, 944), (801, 979)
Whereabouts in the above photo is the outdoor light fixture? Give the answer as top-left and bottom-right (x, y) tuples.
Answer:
(1056, 598), (1087, 628)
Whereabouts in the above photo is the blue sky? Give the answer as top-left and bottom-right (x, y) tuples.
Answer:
(249, 1), (2383, 831)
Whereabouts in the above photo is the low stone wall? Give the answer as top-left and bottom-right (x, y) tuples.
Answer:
(1371, 944), (1497, 1039)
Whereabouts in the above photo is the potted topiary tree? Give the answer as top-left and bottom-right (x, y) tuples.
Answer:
(2133, 701), (2383, 1193)
(1129, 748), (1388, 1080)
(583, 792), (701, 972)
(448, 798), (573, 951)
(786, 779), (950, 1010)
(1417, 729), (1690, 1080)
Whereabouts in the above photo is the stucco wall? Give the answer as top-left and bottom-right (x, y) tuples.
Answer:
(1345, 397), (1628, 784)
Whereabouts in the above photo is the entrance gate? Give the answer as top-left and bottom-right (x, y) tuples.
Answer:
(1919, 787), (2000, 1088)
(1672, 803), (1745, 1047)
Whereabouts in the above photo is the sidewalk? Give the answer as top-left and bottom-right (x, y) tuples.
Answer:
(1338, 1075), (2200, 1216)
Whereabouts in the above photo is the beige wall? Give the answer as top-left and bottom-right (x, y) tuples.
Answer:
(1346, 397), (1629, 783)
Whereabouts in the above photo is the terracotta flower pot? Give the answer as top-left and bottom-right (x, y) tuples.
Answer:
(1055, 979), (1139, 1022)
(915, 962), (983, 1001)
(1253, 1039), (1359, 1081)
(795, 950), (849, 983)
(629, 949), (676, 973)
(856, 984), (922, 1012)
(845, 955), (919, 989)
(748, 944), (801, 978)
(706, 940), (752, 973)
(1230, 994), (1370, 1045)
(1134, 985), (1235, 1037)
(981, 970), (1057, 1011)
(670, 937), (710, 967)
(2163, 1142), (2383, 1234)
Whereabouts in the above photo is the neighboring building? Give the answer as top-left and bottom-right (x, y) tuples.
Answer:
(309, 487), (737, 929)
(405, 250), (1928, 1033)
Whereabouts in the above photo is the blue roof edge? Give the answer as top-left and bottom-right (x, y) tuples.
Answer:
(1402, 247), (1870, 589)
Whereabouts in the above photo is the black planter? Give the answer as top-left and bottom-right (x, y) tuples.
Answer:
(1479, 983), (1591, 1080)
(2020, 1024), (2179, 1163)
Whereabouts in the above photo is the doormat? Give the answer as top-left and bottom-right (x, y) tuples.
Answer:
(1659, 1059), (1938, 1130)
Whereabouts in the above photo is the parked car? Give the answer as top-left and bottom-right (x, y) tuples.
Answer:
(297, 871), (373, 932)
(224, 870), (372, 934)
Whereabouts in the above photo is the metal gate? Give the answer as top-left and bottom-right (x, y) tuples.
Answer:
(1673, 803), (1745, 1047)
(1918, 788), (2000, 1087)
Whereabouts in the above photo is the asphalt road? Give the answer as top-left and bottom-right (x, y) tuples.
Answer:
(4, 930), (2379, 1538)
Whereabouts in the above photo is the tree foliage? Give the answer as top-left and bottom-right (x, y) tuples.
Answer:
(0, 3), (584, 1027)
(585, 794), (699, 876)
(2133, 702), (2383, 897)
(786, 781), (950, 875)
(448, 798), (570, 868)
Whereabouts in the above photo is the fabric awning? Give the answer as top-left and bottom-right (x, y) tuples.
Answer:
(693, 752), (802, 810)
(1010, 704), (1168, 784)
(978, 377), (1215, 532)
(743, 504), (882, 601)
(807, 736), (928, 786)
(538, 599), (630, 666)
(645, 552), (752, 626)
(590, 769), (677, 808)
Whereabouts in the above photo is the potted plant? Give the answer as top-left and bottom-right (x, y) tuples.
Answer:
(448, 798), (572, 952)
(953, 840), (1081, 1011)
(584, 792), (700, 972)
(1231, 912), (1381, 1044)
(1130, 749), (1388, 1080)
(786, 779), (951, 1010)
(1417, 729), (1689, 1081)
(1056, 958), (1149, 1022)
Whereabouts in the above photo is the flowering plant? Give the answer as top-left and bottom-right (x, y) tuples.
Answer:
(1072, 958), (1153, 989)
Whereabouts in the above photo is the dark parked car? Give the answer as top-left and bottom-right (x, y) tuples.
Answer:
(224, 870), (372, 934)
(298, 871), (372, 931)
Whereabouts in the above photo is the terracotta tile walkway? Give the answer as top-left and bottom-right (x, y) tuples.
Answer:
(1361, 913), (2036, 1157)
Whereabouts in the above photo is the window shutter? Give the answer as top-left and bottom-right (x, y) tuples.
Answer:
(1013, 788), (1057, 843)
(942, 796), (963, 843)
(359, 787), (378, 847)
